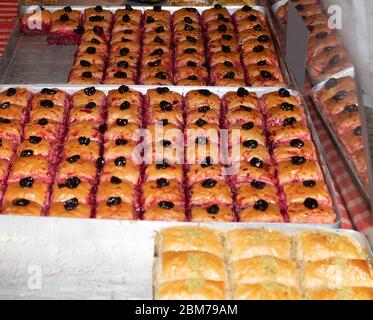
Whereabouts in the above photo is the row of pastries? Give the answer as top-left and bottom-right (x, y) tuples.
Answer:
(21, 5), (285, 86)
(154, 227), (373, 300)
(0, 86), (336, 224)
(276, 0), (352, 80)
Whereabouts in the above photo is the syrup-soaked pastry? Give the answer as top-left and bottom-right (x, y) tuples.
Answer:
(316, 77), (357, 105)
(186, 109), (221, 126)
(67, 122), (101, 142)
(228, 124), (266, 146)
(225, 229), (292, 262)
(262, 88), (301, 112)
(233, 5), (266, 23)
(103, 140), (139, 162)
(17, 138), (54, 161)
(239, 203), (284, 223)
(321, 91), (358, 117)
(246, 64), (285, 86)
(283, 180), (332, 206)
(143, 179), (184, 209)
(143, 204), (185, 222)
(226, 104), (264, 127)
(232, 282), (301, 300)
(156, 226), (224, 257)
(340, 127), (364, 155)
(187, 162), (225, 185)
(68, 76), (101, 85)
(266, 105), (306, 128)
(232, 161), (276, 185)
(155, 250), (226, 283)
(210, 52), (242, 67)
(185, 90), (221, 111)
(96, 201), (134, 220)
(0, 159), (10, 183)
(104, 122), (140, 142)
(100, 158), (141, 185)
(49, 201), (92, 218)
(308, 33), (343, 61)
(56, 158), (97, 184)
(277, 159), (323, 185)
(332, 111), (361, 136)
(185, 139), (220, 165)
(8, 155), (51, 183)
(145, 163), (183, 183)
(0, 87), (30, 107)
(287, 202), (335, 224)
(24, 119), (60, 143)
(301, 258), (373, 290)
(21, 8), (52, 35)
(308, 46), (352, 79)
(0, 104), (27, 123)
(296, 230), (366, 262)
(268, 124), (311, 146)
(0, 139), (15, 161)
(3, 179), (48, 207)
(229, 256), (298, 288)
(184, 123), (220, 145)
(63, 139), (100, 162)
(155, 279), (226, 300)
(74, 53), (106, 69)
(352, 148), (367, 176)
(190, 204), (235, 222)
(273, 139), (317, 162)
(96, 180), (135, 205)
(190, 179), (232, 206)
(308, 287), (373, 300)
(236, 182), (278, 208)
(52, 179), (93, 205)
(48, 8), (82, 45)
(2, 199), (43, 216)
(241, 49), (279, 67)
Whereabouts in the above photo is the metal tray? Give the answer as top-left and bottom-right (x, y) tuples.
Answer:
(0, 5), (292, 88)
(270, 0), (356, 86)
(0, 215), (370, 299)
(0, 84), (342, 228)
(310, 67), (370, 202)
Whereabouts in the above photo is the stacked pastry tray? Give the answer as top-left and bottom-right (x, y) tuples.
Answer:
(0, 5), (291, 87)
(310, 68), (370, 201)
(270, 0), (355, 86)
(0, 84), (342, 227)
(0, 215), (371, 299)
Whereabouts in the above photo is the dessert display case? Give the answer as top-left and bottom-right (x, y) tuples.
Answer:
(0, 1), (372, 300)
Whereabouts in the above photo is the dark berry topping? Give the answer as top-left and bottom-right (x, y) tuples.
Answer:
(253, 24), (263, 31)
(114, 156), (126, 166)
(160, 101), (172, 111)
(116, 119), (128, 127)
(283, 117), (297, 126)
(240, 105), (252, 112)
(218, 24), (227, 32)
(250, 157), (263, 168)
(95, 5), (103, 12)
(222, 45), (231, 53)
(120, 47), (129, 56)
(118, 85), (129, 94)
(198, 105), (210, 113)
(195, 119), (207, 127)
(184, 48), (196, 54)
(251, 180), (266, 190)
(41, 88), (57, 95)
(242, 122), (254, 130)
(304, 198), (318, 209)
(20, 149), (34, 157)
(107, 197), (122, 207)
(291, 156), (306, 165)
(114, 71), (127, 78)
(158, 119), (168, 126)
(237, 87), (249, 97)
(98, 124), (107, 133)
(290, 139), (304, 148)
(158, 201), (174, 209)
(153, 5), (162, 11)
(0, 102), (10, 109)
(253, 45), (264, 52)
(38, 118), (48, 125)
(186, 36), (197, 43)
(254, 199), (269, 211)
(156, 72), (167, 79)
(156, 87), (169, 94)
(89, 15), (103, 22)
(187, 61), (197, 67)
(243, 140), (258, 149)
(74, 26), (85, 34)
(224, 71), (235, 79)
(0, 117), (11, 124)
(206, 204), (219, 214)
(222, 34), (232, 41)
(343, 104), (358, 113)
(279, 88), (291, 97)
(324, 78), (338, 89)
(224, 61), (233, 67)
(258, 35), (269, 43)
(84, 87), (96, 96)
(60, 14), (69, 22)
(65, 177), (81, 189)
(116, 138), (128, 146)
(201, 156), (213, 167)
(156, 178), (169, 188)
(20, 177), (34, 188)
(154, 36), (164, 44)
(110, 176), (122, 184)
(6, 88), (16, 96)
(13, 199), (30, 207)
(120, 101), (131, 110)
(64, 6), (72, 12)
(156, 159), (169, 169)
(198, 89), (211, 97)
(202, 179), (217, 189)
(155, 26), (165, 33)
(80, 60), (91, 67)
(96, 157), (105, 169)
(29, 136), (42, 144)
(260, 70), (272, 79)
(82, 71), (92, 78)
(85, 102), (96, 109)
(184, 17), (193, 23)
(64, 198), (78, 211)
(353, 126), (362, 136)
(333, 90), (348, 101)
(329, 54), (341, 65)
(40, 99), (54, 108)
(78, 137), (90, 145)
(148, 59), (161, 67)
(118, 60), (129, 69)
(67, 155), (80, 163)
(146, 16), (155, 23)
(242, 5), (252, 12)
(184, 24), (195, 31)
(122, 14), (130, 22)
(257, 60), (267, 66)
(160, 139), (172, 147)
(303, 180), (316, 188)
(93, 26), (104, 35)
(280, 102), (294, 111)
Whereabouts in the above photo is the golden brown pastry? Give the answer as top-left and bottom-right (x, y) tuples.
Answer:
(301, 258), (373, 290)
(155, 279), (226, 300)
(155, 251), (226, 283)
(225, 229), (292, 262)
(156, 227), (224, 257)
(229, 256), (298, 288)
(308, 287), (373, 300)
(296, 230), (366, 262)
(232, 282), (302, 300)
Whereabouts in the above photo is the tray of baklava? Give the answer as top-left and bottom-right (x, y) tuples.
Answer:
(271, 0), (354, 85)
(1, 4), (291, 87)
(154, 225), (373, 300)
(0, 84), (341, 227)
(310, 68), (369, 200)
